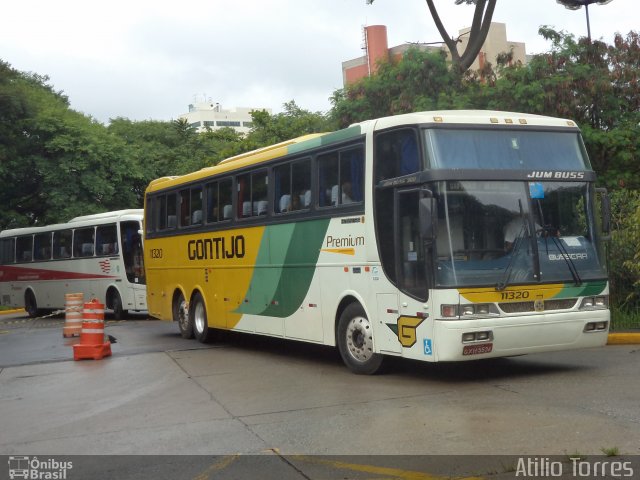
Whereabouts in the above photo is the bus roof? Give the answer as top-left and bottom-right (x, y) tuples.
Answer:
(145, 110), (579, 194)
(371, 110), (578, 130)
(0, 209), (143, 237)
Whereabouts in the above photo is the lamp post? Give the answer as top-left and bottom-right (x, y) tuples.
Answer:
(556, 0), (613, 42)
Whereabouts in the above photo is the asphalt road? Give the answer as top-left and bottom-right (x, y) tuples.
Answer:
(1, 310), (638, 479)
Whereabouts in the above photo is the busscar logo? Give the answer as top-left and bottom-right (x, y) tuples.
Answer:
(8, 456), (73, 479)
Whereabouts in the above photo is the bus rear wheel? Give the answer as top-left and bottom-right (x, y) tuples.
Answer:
(191, 292), (216, 343)
(25, 290), (39, 318)
(173, 292), (193, 339)
(337, 303), (384, 375)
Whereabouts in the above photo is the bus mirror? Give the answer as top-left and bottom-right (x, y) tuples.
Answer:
(419, 197), (437, 240)
(596, 188), (611, 238)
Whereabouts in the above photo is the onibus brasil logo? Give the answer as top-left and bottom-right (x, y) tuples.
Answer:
(8, 456), (73, 479)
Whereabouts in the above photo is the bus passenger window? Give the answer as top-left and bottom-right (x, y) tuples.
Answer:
(318, 152), (339, 207)
(374, 129), (420, 183)
(96, 225), (118, 255)
(252, 171), (268, 216)
(219, 179), (232, 221)
(237, 173), (251, 218)
(206, 182), (219, 223)
(179, 189), (190, 227)
(191, 187), (203, 225)
(0, 238), (15, 264)
(166, 193), (177, 229)
(34, 233), (52, 261)
(53, 230), (72, 259)
(73, 228), (95, 257)
(16, 236), (33, 262)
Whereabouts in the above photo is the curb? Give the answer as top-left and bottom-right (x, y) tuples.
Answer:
(0, 308), (25, 316)
(607, 332), (640, 345)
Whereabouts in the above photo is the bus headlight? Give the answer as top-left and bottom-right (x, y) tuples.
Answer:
(441, 305), (458, 318)
(441, 304), (495, 319)
(580, 296), (609, 310)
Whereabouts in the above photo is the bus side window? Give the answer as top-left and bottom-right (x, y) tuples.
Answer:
(73, 228), (95, 257)
(219, 179), (232, 220)
(318, 152), (339, 207)
(0, 238), (15, 264)
(166, 193), (177, 229)
(34, 233), (52, 261)
(96, 225), (118, 255)
(191, 187), (203, 225)
(374, 129), (420, 183)
(53, 230), (72, 259)
(16, 236), (33, 262)
(179, 189), (191, 227)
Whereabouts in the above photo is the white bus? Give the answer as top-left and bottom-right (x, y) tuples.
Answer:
(0, 209), (146, 319)
(144, 111), (610, 374)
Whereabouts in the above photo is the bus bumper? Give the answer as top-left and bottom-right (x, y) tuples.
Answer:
(431, 310), (610, 361)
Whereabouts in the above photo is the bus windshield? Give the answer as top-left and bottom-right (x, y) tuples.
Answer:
(426, 129), (590, 170)
(433, 180), (607, 288)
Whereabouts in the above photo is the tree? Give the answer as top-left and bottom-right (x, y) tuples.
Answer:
(0, 61), (143, 229)
(330, 47), (475, 127)
(368, 0), (497, 73)
(482, 28), (640, 189)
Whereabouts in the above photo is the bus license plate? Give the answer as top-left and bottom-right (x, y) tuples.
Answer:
(463, 343), (493, 356)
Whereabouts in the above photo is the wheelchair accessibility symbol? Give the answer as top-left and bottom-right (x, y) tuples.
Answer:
(423, 338), (433, 356)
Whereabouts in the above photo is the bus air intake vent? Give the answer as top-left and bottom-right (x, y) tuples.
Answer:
(498, 299), (578, 313)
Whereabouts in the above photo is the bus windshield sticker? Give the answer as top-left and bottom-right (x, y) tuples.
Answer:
(529, 182), (544, 199)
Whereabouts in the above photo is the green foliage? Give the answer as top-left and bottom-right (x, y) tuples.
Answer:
(0, 61), (142, 228)
(607, 190), (640, 312)
(331, 48), (474, 127)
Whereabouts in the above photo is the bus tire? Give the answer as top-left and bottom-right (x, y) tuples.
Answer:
(25, 290), (39, 318)
(173, 292), (193, 339)
(337, 302), (384, 375)
(191, 291), (216, 343)
(108, 289), (126, 320)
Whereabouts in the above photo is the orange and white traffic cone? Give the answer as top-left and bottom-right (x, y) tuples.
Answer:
(63, 293), (84, 338)
(73, 298), (112, 361)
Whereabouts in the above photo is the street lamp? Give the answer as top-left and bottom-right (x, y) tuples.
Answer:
(556, 0), (613, 42)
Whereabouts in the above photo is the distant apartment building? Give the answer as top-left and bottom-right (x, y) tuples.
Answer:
(342, 22), (527, 86)
(179, 98), (272, 134)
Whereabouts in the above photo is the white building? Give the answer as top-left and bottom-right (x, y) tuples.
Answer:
(179, 98), (272, 135)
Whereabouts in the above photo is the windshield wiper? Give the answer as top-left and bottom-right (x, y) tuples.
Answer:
(542, 228), (583, 286)
(535, 200), (583, 286)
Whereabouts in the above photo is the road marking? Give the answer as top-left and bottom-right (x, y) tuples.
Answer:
(192, 455), (239, 480)
(292, 456), (484, 480)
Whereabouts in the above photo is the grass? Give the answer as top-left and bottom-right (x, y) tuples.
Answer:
(0, 305), (11, 311)
(610, 307), (640, 331)
(601, 446), (620, 457)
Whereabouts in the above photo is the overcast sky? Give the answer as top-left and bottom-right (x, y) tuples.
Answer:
(1, 0), (636, 124)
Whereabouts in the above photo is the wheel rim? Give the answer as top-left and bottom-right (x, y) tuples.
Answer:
(345, 315), (374, 363)
(193, 300), (206, 334)
(177, 299), (188, 330)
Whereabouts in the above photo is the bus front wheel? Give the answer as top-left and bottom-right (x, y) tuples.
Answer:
(25, 290), (39, 318)
(173, 292), (193, 339)
(108, 289), (126, 320)
(191, 292), (216, 343)
(337, 303), (384, 375)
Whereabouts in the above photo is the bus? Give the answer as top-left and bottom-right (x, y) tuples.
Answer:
(0, 209), (146, 319)
(143, 110), (610, 374)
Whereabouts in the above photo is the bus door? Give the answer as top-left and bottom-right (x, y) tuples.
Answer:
(120, 221), (146, 309)
(394, 189), (428, 303)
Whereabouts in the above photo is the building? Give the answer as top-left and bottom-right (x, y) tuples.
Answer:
(178, 98), (272, 135)
(342, 22), (527, 86)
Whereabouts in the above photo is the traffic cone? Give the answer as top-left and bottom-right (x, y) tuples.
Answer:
(63, 293), (84, 337)
(73, 299), (112, 361)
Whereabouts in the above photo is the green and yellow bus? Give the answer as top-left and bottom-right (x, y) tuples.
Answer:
(143, 110), (610, 374)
